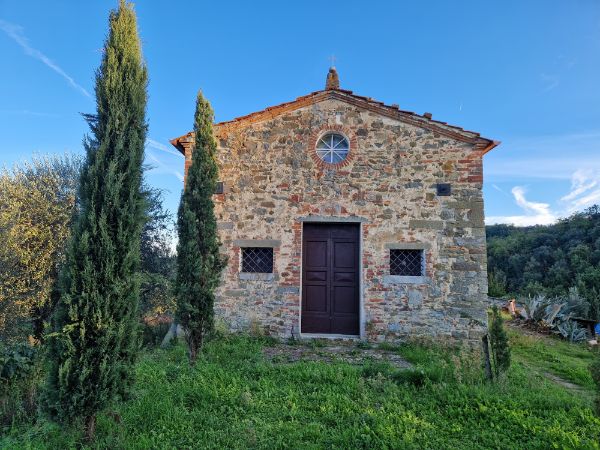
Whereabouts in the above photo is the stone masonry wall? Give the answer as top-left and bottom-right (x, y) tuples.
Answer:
(182, 98), (489, 346)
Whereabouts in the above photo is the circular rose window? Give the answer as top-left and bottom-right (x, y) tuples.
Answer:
(315, 132), (349, 164)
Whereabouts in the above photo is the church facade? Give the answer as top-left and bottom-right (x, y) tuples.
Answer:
(171, 69), (498, 345)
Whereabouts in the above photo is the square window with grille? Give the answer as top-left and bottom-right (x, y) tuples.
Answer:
(390, 249), (424, 276)
(241, 247), (273, 273)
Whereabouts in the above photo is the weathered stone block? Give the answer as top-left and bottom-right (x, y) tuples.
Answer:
(409, 220), (444, 230)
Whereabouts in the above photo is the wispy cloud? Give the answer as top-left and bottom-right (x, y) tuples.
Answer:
(560, 169), (600, 213)
(146, 138), (183, 158)
(556, 54), (576, 70)
(487, 186), (556, 226)
(0, 109), (60, 117)
(486, 169), (600, 226)
(538, 55), (577, 93)
(147, 151), (184, 181)
(145, 138), (184, 181)
(540, 73), (560, 92)
(512, 186), (555, 223)
(491, 184), (507, 195)
(0, 19), (91, 98)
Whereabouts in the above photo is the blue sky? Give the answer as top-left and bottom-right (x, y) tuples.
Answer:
(1, 0), (599, 226)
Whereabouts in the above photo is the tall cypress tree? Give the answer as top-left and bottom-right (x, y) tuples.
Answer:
(176, 92), (225, 365)
(44, 0), (147, 438)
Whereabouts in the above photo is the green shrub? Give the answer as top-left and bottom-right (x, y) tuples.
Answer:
(0, 343), (41, 425)
(361, 362), (446, 388)
(391, 368), (440, 387)
(591, 350), (600, 415)
(0, 343), (36, 383)
(487, 269), (507, 297)
(489, 306), (511, 379)
(360, 361), (393, 379)
(141, 320), (172, 348)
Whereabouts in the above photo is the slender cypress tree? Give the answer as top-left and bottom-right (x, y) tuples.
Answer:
(176, 92), (225, 364)
(44, 0), (147, 439)
(489, 306), (511, 379)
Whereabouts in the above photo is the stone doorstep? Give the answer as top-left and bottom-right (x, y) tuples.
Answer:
(300, 333), (360, 341)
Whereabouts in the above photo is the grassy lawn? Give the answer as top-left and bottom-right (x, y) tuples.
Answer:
(2, 332), (599, 449)
(509, 327), (596, 392)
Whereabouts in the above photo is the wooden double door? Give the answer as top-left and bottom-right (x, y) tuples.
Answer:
(301, 223), (360, 335)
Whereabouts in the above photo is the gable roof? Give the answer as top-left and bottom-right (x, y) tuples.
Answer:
(170, 88), (499, 156)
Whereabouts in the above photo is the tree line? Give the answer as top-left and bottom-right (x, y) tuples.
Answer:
(487, 205), (600, 321)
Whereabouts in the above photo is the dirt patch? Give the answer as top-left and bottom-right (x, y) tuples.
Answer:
(263, 344), (412, 369)
(505, 320), (555, 338)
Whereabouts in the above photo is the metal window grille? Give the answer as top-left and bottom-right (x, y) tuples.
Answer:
(241, 247), (273, 273)
(390, 249), (423, 276)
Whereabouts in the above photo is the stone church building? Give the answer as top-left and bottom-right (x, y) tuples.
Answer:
(171, 68), (499, 345)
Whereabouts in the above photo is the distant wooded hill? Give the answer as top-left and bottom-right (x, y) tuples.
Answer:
(486, 205), (600, 321)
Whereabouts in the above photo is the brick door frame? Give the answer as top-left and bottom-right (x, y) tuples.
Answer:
(297, 216), (366, 339)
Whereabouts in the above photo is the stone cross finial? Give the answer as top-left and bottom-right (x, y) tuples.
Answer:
(325, 66), (340, 90)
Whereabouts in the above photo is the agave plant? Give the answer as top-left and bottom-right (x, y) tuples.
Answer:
(557, 320), (588, 343)
(541, 302), (565, 328)
(543, 288), (590, 331)
(520, 295), (549, 322)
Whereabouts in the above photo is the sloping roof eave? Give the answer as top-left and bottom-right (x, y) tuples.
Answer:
(170, 89), (497, 154)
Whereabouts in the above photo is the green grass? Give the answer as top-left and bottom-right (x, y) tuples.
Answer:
(2, 333), (599, 450)
(510, 328), (596, 391)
